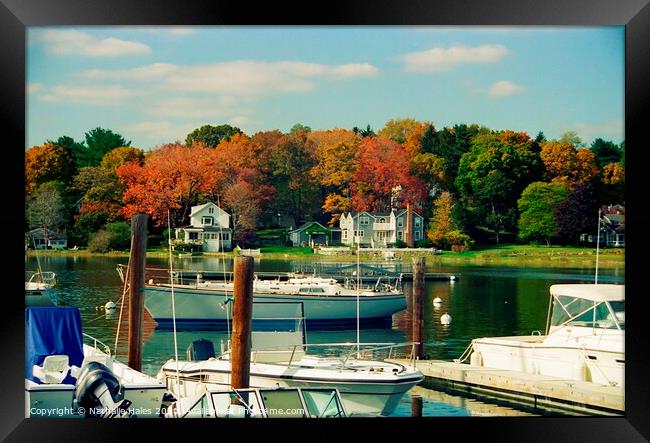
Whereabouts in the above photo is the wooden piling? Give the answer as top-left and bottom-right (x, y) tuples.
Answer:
(412, 257), (425, 360)
(230, 256), (254, 389)
(411, 395), (423, 417)
(127, 214), (148, 372)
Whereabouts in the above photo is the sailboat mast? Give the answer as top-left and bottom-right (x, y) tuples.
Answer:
(167, 210), (181, 392)
(595, 209), (601, 285)
(356, 213), (360, 356)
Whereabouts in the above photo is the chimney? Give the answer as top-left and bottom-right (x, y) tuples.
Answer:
(405, 203), (414, 248)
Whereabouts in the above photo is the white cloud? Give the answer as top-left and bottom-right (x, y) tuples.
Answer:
(27, 82), (45, 94)
(145, 96), (247, 119)
(328, 63), (380, 78)
(40, 84), (135, 105)
(573, 118), (624, 142)
(164, 27), (196, 36)
(228, 116), (255, 127)
(401, 44), (510, 72)
(119, 121), (196, 144)
(36, 29), (151, 57)
(488, 80), (525, 97)
(78, 60), (380, 96)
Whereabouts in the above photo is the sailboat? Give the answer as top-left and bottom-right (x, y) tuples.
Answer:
(156, 212), (422, 416)
(25, 233), (58, 307)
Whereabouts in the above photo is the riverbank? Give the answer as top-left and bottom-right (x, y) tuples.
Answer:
(27, 244), (624, 269)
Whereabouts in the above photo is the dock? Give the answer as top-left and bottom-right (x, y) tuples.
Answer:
(388, 359), (624, 416)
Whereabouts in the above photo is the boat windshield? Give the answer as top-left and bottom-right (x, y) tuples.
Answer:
(550, 295), (625, 331)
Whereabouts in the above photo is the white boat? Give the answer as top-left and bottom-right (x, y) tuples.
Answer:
(25, 271), (57, 306)
(165, 386), (348, 418)
(465, 284), (624, 387)
(157, 327), (423, 416)
(25, 306), (168, 418)
(136, 272), (407, 328)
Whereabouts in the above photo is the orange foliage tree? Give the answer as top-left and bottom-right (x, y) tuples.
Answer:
(351, 136), (427, 213)
(116, 143), (220, 227)
(25, 143), (76, 194)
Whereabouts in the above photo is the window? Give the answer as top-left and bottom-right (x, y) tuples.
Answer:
(397, 218), (403, 227)
(415, 218), (420, 228)
(208, 207), (214, 214)
(378, 218), (385, 223)
(415, 231), (421, 240)
(201, 216), (213, 226)
(354, 230), (364, 237)
(398, 231), (403, 240)
(342, 230), (348, 240)
(359, 216), (369, 226)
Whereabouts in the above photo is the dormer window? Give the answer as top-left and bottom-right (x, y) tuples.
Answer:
(397, 218), (403, 227)
(208, 207), (214, 214)
(415, 218), (420, 228)
(201, 216), (213, 226)
(360, 216), (369, 226)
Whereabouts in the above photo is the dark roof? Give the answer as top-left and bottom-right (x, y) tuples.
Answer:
(290, 221), (330, 234)
(26, 228), (67, 240)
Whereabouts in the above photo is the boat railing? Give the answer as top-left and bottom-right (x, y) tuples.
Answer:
(26, 271), (57, 286)
(244, 341), (419, 368)
(82, 332), (112, 357)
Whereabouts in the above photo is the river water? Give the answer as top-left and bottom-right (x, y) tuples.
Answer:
(26, 254), (624, 417)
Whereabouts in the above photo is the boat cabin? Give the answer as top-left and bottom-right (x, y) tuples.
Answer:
(547, 284), (625, 334)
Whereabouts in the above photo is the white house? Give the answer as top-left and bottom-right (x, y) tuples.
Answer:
(339, 206), (425, 247)
(174, 202), (233, 252)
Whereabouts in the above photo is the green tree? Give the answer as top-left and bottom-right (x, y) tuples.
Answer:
(26, 182), (67, 234)
(590, 138), (622, 169)
(555, 184), (598, 245)
(517, 181), (569, 246)
(185, 124), (242, 148)
(558, 131), (583, 147)
(289, 123), (312, 134)
(75, 127), (131, 168)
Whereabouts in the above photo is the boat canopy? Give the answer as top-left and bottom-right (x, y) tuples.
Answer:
(549, 284), (624, 302)
(25, 307), (84, 384)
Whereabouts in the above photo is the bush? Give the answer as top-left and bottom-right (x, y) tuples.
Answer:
(106, 222), (131, 250)
(415, 239), (433, 248)
(394, 240), (407, 248)
(88, 230), (111, 253)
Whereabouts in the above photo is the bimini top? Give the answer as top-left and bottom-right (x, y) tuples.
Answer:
(549, 284), (624, 302)
(25, 307), (84, 383)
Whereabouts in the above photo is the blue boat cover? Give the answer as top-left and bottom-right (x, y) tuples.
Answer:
(25, 307), (84, 384)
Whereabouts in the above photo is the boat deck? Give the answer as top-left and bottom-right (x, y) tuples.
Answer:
(387, 359), (624, 416)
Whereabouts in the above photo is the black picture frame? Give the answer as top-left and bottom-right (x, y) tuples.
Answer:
(4, 0), (648, 441)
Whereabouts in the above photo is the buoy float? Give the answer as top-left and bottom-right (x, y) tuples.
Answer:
(470, 350), (483, 366)
(433, 297), (443, 305)
(440, 313), (452, 325)
(104, 301), (117, 311)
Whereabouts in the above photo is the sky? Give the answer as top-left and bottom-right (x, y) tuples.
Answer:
(26, 26), (625, 150)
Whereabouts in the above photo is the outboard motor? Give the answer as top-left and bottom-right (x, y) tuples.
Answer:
(186, 339), (216, 361)
(74, 361), (132, 418)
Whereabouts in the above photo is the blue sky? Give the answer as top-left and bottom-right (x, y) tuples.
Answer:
(26, 26), (624, 150)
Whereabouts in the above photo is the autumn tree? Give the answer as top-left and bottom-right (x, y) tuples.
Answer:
(309, 129), (360, 225)
(25, 143), (76, 194)
(185, 124), (242, 148)
(378, 118), (427, 145)
(117, 143), (220, 227)
(540, 142), (598, 185)
(101, 146), (145, 172)
(517, 181), (569, 246)
(426, 191), (471, 250)
(351, 136), (427, 213)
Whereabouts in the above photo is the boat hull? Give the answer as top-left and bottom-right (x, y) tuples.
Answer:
(160, 358), (422, 416)
(471, 332), (624, 387)
(144, 285), (407, 328)
(25, 345), (167, 418)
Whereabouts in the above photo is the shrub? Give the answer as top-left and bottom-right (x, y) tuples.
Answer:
(88, 230), (111, 253)
(394, 240), (407, 248)
(106, 222), (131, 250)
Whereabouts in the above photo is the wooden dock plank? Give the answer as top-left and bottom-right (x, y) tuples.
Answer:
(388, 359), (624, 415)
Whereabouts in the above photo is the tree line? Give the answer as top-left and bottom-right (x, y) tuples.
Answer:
(25, 120), (624, 250)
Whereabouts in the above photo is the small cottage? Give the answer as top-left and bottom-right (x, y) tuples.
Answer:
(174, 202), (233, 252)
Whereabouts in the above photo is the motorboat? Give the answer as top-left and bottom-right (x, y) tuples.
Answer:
(157, 325), (423, 416)
(25, 271), (57, 306)
(464, 284), (624, 387)
(120, 267), (407, 329)
(25, 307), (168, 417)
(165, 386), (348, 418)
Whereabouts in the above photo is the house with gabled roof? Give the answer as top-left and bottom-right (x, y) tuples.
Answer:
(339, 205), (424, 247)
(289, 221), (340, 247)
(174, 202), (232, 251)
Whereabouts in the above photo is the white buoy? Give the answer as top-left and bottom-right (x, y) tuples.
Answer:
(449, 275), (457, 283)
(104, 301), (117, 311)
(440, 313), (452, 325)
(433, 297), (443, 305)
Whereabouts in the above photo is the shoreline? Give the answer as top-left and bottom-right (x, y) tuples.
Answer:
(26, 245), (625, 269)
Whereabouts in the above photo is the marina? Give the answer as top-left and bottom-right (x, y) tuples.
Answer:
(25, 252), (624, 417)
